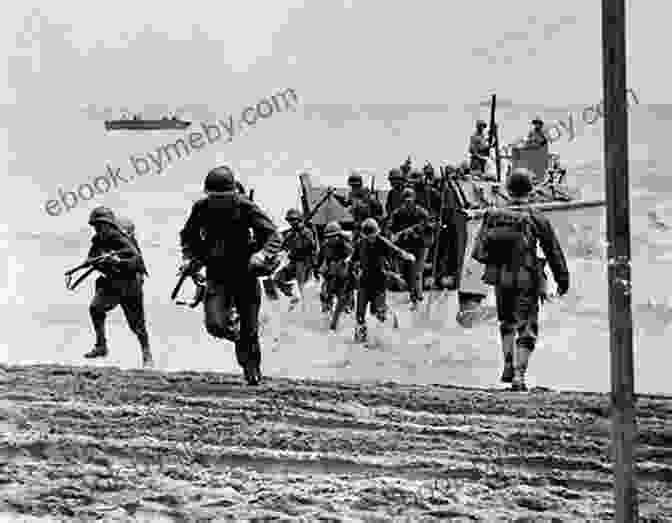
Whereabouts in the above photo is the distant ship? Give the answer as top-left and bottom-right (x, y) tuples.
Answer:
(104, 115), (191, 131)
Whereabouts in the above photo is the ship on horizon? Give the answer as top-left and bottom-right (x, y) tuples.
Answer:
(104, 114), (191, 131)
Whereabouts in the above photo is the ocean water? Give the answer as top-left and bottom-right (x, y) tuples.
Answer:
(2, 100), (672, 395)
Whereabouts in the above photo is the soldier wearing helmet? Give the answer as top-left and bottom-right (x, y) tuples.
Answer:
(332, 171), (384, 234)
(84, 206), (153, 368)
(270, 208), (316, 306)
(350, 218), (415, 342)
(180, 165), (283, 386)
(471, 168), (569, 391)
(316, 220), (354, 317)
(525, 117), (548, 149)
(385, 168), (406, 217)
(388, 187), (433, 308)
(469, 119), (490, 173)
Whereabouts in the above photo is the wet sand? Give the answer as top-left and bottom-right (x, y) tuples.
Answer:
(0, 363), (670, 522)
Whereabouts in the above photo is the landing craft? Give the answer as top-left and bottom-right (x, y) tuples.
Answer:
(298, 95), (606, 326)
(104, 115), (191, 131)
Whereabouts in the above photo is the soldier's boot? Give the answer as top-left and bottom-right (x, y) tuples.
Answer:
(511, 345), (532, 392)
(243, 364), (260, 386)
(500, 333), (515, 383)
(354, 324), (368, 342)
(84, 345), (108, 359)
(141, 344), (154, 369)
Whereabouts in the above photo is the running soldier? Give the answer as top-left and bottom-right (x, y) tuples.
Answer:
(84, 207), (153, 368)
(471, 168), (569, 391)
(351, 218), (415, 342)
(317, 221), (354, 315)
(179, 166), (282, 386)
(332, 172), (384, 235)
(271, 208), (316, 305)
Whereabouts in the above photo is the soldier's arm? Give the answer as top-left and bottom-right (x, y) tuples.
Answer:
(332, 193), (350, 207)
(535, 214), (569, 288)
(107, 234), (144, 273)
(247, 201), (283, 257)
(179, 199), (207, 261)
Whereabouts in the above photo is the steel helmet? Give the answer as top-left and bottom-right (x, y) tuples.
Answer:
(361, 217), (380, 236)
(347, 172), (363, 186)
(88, 206), (117, 227)
(506, 168), (534, 196)
(476, 119), (487, 128)
(204, 165), (235, 193)
(324, 221), (343, 237)
(285, 208), (302, 222)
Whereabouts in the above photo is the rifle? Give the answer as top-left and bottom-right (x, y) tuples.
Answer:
(64, 251), (122, 291)
(426, 168), (449, 316)
(171, 259), (206, 308)
(488, 94), (502, 182)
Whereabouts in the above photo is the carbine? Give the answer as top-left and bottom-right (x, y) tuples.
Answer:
(64, 251), (122, 291)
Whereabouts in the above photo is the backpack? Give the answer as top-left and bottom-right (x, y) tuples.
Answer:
(472, 207), (537, 270)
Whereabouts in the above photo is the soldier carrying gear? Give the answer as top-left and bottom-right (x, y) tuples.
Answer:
(333, 172), (384, 234)
(388, 187), (433, 308)
(525, 118), (548, 149)
(317, 220), (354, 317)
(400, 156), (412, 176)
(469, 119), (490, 173)
(385, 168), (406, 217)
(351, 218), (415, 342)
(270, 208), (316, 305)
(471, 168), (569, 391)
(180, 165), (283, 386)
(84, 206), (153, 368)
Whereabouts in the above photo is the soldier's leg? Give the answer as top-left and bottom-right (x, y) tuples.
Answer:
(233, 276), (262, 385)
(413, 246), (428, 300)
(512, 290), (540, 391)
(203, 281), (235, 340)
(370, 287), (387, 323)
(119, 275), (153, 367)
(86, 277), (122, 357)
(495, 285), (516, 383)
(273, 262), (296, 297)
(354, 286), (369, 341)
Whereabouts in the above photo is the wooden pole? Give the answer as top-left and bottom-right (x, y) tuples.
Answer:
(601, 1), (637, 520)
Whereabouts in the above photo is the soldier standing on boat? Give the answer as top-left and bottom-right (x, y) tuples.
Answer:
(83, 207), (153, 368)
(271, 208), (316, 306)
(388, 188), (433, 308)
(179, 166), (282, 386)
(525, 118), (548, 149)
(471, 168), (569, 391)
(332, 172), (384, 236)
(469, 120), (490, 173)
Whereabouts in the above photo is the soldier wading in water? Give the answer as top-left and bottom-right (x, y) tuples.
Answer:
(472, 168), (569, 391)
(179, 166), (282, 386)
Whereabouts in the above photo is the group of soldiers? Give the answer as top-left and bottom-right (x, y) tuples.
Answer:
(72, 136), (569, 391)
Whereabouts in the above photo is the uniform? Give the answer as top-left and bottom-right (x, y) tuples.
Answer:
(469, 129), (490, 173)
(472, 168), (569, 391)
(273, 218), (316, 300)
(180, 166), (282, 385)
(317, 223), (353, 313)
(84, 207), (152, 367)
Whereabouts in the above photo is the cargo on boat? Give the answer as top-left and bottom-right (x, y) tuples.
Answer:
(298, 119), (605, 325)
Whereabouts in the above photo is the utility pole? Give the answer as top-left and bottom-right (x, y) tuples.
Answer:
(602, 1), (637, 521)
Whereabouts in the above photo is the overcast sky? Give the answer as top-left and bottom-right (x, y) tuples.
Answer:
(1, 0), (665, 112)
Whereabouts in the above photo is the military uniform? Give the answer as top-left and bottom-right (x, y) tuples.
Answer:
(385, 169), (406, 217)
(84, 207), (152, 367)
(526, 118), (548, 148)
(273, 210), (316, 300)
(333, 173), (383, 237)
(180, 166), (282, 385)
(389, 191), (433, 305)
(317, 222), (354, 313)
(469, 120), (490, 173)
(472, 169), (569, 391)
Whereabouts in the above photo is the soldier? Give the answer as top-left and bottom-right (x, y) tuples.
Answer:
(388, 188), (433, 307)
(332, 172), (384, 235)
(351, 218), (415, 342)
(469, 119), (490, 173)
(385, 168), (406, 217)
(272, 208), (316, 305)
(400, 156), (412, 177)
(317, 221), (354, 314)
(471, 168), (569, 391)
(84, 207), (153, 368)
(525, 118), (548, 149)
(179, 166), (282, 386)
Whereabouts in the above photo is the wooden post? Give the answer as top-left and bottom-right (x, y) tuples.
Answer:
(602, 1), (637, 521)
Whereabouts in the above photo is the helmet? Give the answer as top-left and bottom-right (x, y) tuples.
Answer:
(506, 168), (534, 196)
(347, 172), (363, 186)
(116, 216), (135, 236)
(204, 165), (235, 193)
(531, 117), (544, 126)
(476, 119), (487, 128)
(360, 218), (380, 236)
(324, 221), (342, 237)
(388, 168), (403, 181)
(423, 163), (435, 176)
(88, 206), (117, 227)
(285, 208), (301, 222)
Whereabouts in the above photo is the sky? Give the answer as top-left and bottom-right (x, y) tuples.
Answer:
(1, 0), (666, 111)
